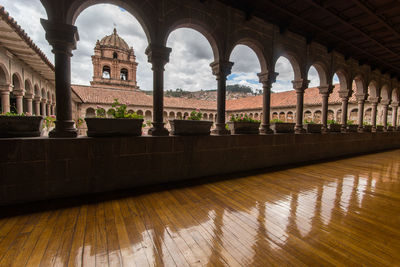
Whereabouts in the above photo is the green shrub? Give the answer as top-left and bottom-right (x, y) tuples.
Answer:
(230, 114), (260, 123)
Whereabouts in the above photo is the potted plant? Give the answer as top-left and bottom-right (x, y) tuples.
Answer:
(227, 114), (260, 134)
(0, 112), (43, 137)
(41, 115), (56, 136)
(303, 119), (322, 133)
(346, 120), (359, 132)
(363, 122), (372, 132)
(386, 122), (394, 132)
(169, 110), (213, 135)
(328, 119), (341, 132)
(270, 119), (295, 133)
(85, 99), (144, 137)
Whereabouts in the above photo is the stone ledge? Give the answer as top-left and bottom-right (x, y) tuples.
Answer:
(1, 132), (399, 205)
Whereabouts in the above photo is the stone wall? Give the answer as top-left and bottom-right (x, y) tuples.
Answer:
(1, 132), (400, 205)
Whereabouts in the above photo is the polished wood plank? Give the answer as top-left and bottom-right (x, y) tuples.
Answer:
(1, 149), (400, 266)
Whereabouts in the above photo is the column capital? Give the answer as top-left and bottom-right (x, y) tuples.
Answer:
(318, 85), (334, 95)
(145, 44), (172, 69)
(369, 96), (380, 104)
(391, 101), (399, 108)
(40, 19), (79, 54)
(41, 98), (47, 104)
(210, 60), (234, 79)
(258, 71), (278, 84)
(25, 93), (34, 99)
(0, 83), (12, 93)
(355, 93), (367, 102)
(12, 90), (25, 97)
(292, 79), (310, 92)
(380, 99), (390, 106)
(34, 96), (41, 102)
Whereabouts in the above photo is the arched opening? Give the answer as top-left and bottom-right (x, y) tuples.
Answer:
(336, 109), (342, 123)
(165, 28), (215, 98)
(328, 110), (335, 121)
(349, 108), (358, 122)
(176, 111), (182, 119)
(209, 113), (214, 121)
(102, 66), (111, 79)
(128, 109), (134, 114)
(113, 52), (118, 59)
(24, 80), (33, 113)
(137, 110), (144, 116)
(120, 68), (128, 80)
(10, 74), (22, 113)
(287, 111), (294, 123)
(145, 110), (152, 121)
(313, 110), (322, 123)
(163, 111), (168, 122)
(273, 56), (296, 92)
(279, 112), (285, 121)
(307, 65), (321, 88)
(0, 65), (9, 112)
(203, 113), (208, 120)
(169, 111), (175, 120)
(272, 112), (278, 120)
(304, 110), (312, 122)
(228, 44), (263, 100)
(183, 112), (189, 119)
(85, 107), (95, 118)
(364, 108), (372, 123)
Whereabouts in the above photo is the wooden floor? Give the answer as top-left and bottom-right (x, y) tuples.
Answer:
(1, 150), (400, 266)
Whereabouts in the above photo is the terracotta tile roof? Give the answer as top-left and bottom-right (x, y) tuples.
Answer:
(227, 84), (357, 111)
(0, 5), (54, 72)
(72, 83), (357, 112)
(72, 85), (216, 110)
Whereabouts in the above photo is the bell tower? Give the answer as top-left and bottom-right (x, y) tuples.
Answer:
(91, 28), (139, 90)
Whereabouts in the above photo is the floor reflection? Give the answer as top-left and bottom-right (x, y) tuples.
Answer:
(1, 150), (400, 266)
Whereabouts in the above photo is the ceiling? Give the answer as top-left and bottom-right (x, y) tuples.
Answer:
(218, 0), (400, 79)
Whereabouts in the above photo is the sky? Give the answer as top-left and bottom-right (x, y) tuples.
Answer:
(2, 1), (338, 92)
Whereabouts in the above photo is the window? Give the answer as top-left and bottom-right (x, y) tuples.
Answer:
(102, 66), (111, 79)
(113, 52), (118, 59)
(120, 68), (128, 80)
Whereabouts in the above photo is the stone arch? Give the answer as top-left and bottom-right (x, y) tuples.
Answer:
(65, 0), (152, 43)
(273, 51), (302, 81)
(203, 113), (208, 120)
(85, 107), (95, 118)
(349, 108), (358, 121)
(353, 74), (367, 96)
(164, 18), (220, 61)
(334, 69), (350, 92)
(392, 88), (399, 103)
(183, 112), (189, 119)
(313, 110), (322, 123)
(24, 79), (33, 94)
(0, 63), (10, 84)
(304, 110), (312, 119)
(41, 88), (46, 99)
(381, 84), (391, 101)
(137, 109), (144, 116)
(368, 80), (379, 99)
(308, 61), (329, 86)
(209, 113), (214, 121)
(272, 112), (278, 120)
(34, 85), (40, 98)
(279, 111), (285, 121)
(328, 109), (335, 121)
(12, 73), (23, 91)
(287, 111), (294, 122)
(227, 35), (270, 72)
(176, 111), (182, 119)
(145, 110), (152, 120)
(169, 111), (175, 119)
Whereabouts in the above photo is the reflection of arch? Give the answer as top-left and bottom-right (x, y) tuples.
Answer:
(85, 107), (95, 118)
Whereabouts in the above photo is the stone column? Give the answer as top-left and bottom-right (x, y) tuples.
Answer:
(145, 44), (171, 136)
(34, 96), (41, 115)
(292, 79), (309, 134)
(41, 19), (78, 137)
(369, 97), (379, 132)
(41, 99), (47, 117)
(356, 94), (366, 132)
(339, 89), (351, 132)
(46, 101), (51, 116)
(318, 85), (333, 133)
(24, 93), (33, 115)
(381, 100), (390, 131)
(0, 84), (12, 113)
(210, 60), (234, 135)
(258, 71), (277, 134)
(14, 91), (24, 114)
(392, 102), (398, 128)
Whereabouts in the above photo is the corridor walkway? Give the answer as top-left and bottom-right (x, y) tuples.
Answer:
(0, 150), (400, 266)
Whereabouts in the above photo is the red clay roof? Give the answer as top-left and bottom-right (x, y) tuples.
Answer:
(72, 83), (357, 112)
(0, 5), (54, 72)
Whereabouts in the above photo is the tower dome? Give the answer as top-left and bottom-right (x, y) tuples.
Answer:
(99, 28), (130, 51)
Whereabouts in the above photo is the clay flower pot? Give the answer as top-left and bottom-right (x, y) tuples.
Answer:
(169, 119), (213, 135)
(363, 125), (372, 132)
(227, 121), (260, 134)
(347, 124), (359, 132)
(0, 116), (43, 137)
(85, 118), (143, 137)
(270, 122), (295, 133)
(376, 125), (384, 132)
(303, 123), (322, 133)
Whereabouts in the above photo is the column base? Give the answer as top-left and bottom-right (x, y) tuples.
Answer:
(295, 125), (306, 134)
(321, 125), (329, 134)
(340, 125), (348, 133)
(148, 122), (169, 136)
(49, 120), (78, 138)
(211, 123), (230, 135)
(357, 126), (365, 133)
(371, 126), (377, 133)
(260, 125), (274, 134)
